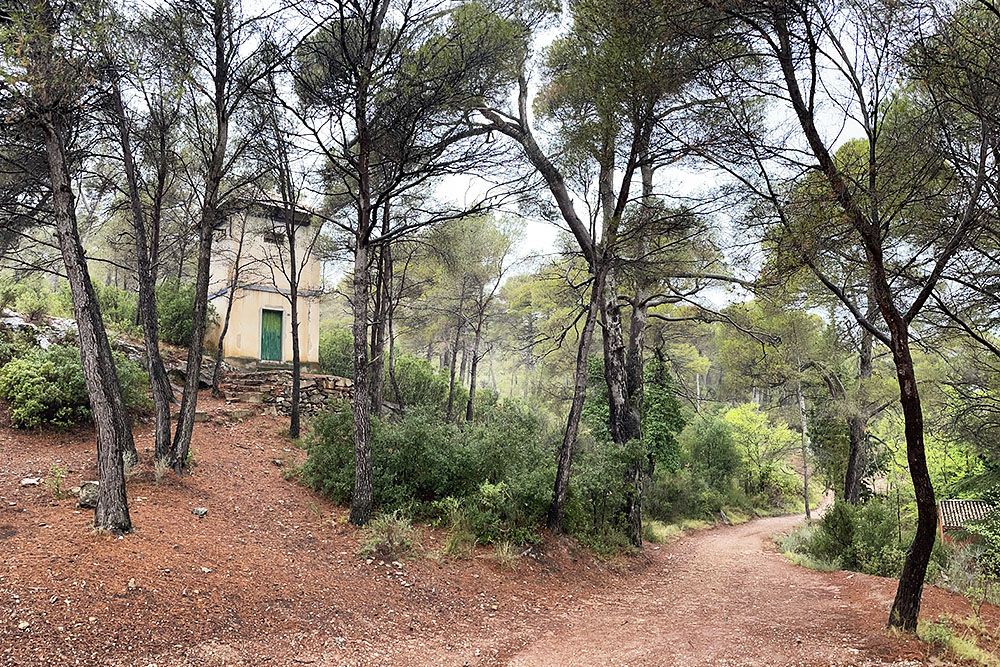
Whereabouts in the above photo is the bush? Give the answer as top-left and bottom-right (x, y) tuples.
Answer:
(853, 499), (906, 577)
(645, 466), (751, 523)
(393, 355), (449, 409)
(94, 284), (139, 334)
(13, 281), (60, 322)
(679, 414), (742, 492)
(811, 501), (857, 567)
(318, 326), (354, 377)
(466, 480), (539, 545)
(157, 281), (212, 346)
(300, 400), (552, 545)
(0, 327), (37, 367)
(0, 345), (150, 428)
(787, 498), (946, 580)
(359, 511), (416, 560)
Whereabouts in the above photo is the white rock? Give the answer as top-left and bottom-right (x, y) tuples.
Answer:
(20, 478), (40, 487)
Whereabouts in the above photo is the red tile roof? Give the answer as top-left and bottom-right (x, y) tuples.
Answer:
(939, 499), (996, 531)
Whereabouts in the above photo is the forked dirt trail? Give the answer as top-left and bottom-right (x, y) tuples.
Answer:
(0, 402), (992, 666)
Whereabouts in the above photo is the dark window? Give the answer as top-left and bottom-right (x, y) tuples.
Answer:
(263, 230), (285, 246)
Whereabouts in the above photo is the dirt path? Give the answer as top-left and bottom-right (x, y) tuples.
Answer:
(1, 402), (992, 666)
(509, 514), (914, 666)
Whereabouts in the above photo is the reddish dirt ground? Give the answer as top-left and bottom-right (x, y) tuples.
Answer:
(1, 396), (996, 666)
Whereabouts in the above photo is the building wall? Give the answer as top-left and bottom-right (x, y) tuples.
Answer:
(207, 289), (320, 365)
(206, 208), (322, 366)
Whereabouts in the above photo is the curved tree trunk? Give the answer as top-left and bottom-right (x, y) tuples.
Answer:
(548, 269), (604, 532)
(886, 331), (937, 630)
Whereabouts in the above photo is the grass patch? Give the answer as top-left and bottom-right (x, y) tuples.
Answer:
(153, 457), (170, 484)
(359, 511), (416, 560)
(919, 616), (1000, 666)
(493, 540), (519, 568)
(45, 464), (69, 500)
(777, 524), (840, 572)
(784, 551), (839, 572)
(643, 519), (711, 544)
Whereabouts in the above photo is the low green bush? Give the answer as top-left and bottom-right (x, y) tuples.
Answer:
(157, 280), (213, 346)
(812, 502), (856, 565)
(300, 399), (552, 545)
(318, 326), (354, 377)
(392, 354), (450, 409)
(13, 280), (60, 322)
(359, 511), (416, 560)
(0, 345), (150, 428)
(0, 327), (37, 367)
(95, 284), (139, 334)
(785, 498), (947, 580)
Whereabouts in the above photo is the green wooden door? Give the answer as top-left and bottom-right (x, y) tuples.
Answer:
(260, 309), (282, 361)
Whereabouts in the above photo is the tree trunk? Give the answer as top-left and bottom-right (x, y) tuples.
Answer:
(386, 249), (402, 409)
(109, 74), (172, 463)
(465, 312), (485, 422)
(863, 258), (936, 630)
(844, 302), (875, 503)
(600, 267), (643, 546)
(288, 228), (302, 440)
(172, 211), (215, 472)
(458, 344), (468, 387)
(369, 205), (391, 416)
(445, 283), (467, 421)
(43, 117), (133, 534)
(210, 292), (235, 398)
(350, 237), (374, 525)
(547, 270), (603, 532)
(797, 378), (811, 520)
(887, 331), (937, 630)
(211, 224), (245, 399)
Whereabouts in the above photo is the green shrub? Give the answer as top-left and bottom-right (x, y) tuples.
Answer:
(679, 414), (742, 492)
(853, 499), (906, 576)
(318, 326), (354, 377)
(0, 276), (17, 311)
(0, 345), (150, 428)
(359, 511), (415, 560)
(157, 281), (213, 346)
(393, 354), (449, 409)
(14, 281), (59, 322)
(95, 284), (139, 334)
(466, 480), (539, 545)
(645, 466), (751, 523)
(0, 327), (37, 367)
(811, 501), (857, 567)
(301, 400), (552, 545)
(298, 402), (356, 503)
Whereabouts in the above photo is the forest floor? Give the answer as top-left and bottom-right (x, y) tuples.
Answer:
(1, 396), (997, 666)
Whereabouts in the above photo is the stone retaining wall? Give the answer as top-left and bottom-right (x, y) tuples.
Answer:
(272, 373), (353, 416)
(220, 369), (353, 417)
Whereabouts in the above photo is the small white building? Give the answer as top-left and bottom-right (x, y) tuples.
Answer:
(205, 203), (322, 368)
